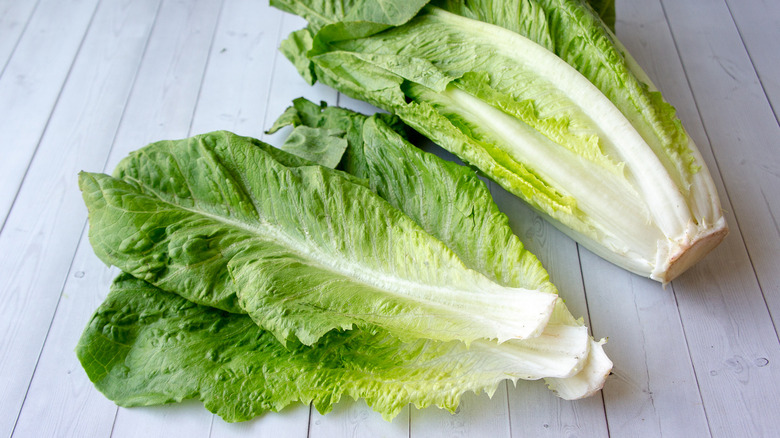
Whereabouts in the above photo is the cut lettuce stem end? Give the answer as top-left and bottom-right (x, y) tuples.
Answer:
(658, 218), (729, 283)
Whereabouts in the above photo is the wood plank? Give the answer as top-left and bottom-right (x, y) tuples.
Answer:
(618, 0), (780, 436)
(11, 237), (123, 438)
(409, 391), (509, 438)
(0, 0), (38, 73)
(99, 0), (224, 171)
(724, 0), (780, 121)
(580, 257), (710, 437)
(508, 384), (608, 438)
(210, 405), (311, 438)
(661, 0), (780, 325)
(8, 0), (226, 436)
(309, 400), (409, 438)
(188, 0), (283, 140)
(0, 0), (99, 227)
(0, 1), (160, 436)
(113, 403), (214, 438)
(661, 0), (780, 405)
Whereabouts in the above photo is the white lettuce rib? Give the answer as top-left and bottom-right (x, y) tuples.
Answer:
(471, 323), (591, 380)
(444, 87), (662, 260)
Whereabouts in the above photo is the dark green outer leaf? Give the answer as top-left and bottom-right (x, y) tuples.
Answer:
(270, 0), (429, 34)
(77, 275), (532, 421)
(586, 0), (615, 30)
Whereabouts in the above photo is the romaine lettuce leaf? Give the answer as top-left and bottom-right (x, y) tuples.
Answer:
(80, 131), (558, 346)
(280, 125), (348, 168)
(268, 98), (556, 292)
(77, 274), (592, 421)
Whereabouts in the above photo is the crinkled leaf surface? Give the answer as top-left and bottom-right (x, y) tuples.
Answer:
(431, 0), (690, 184)
(77, 274), (591, 422)
(80, 131), (556, 345)
(270, 99), (556, 293)
(270, 0), (428, 28)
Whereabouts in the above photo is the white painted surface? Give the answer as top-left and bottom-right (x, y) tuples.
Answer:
(0, 0), (777, 437)
(0, 0), (99, 225)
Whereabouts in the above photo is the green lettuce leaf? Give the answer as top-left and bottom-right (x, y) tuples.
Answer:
(432, 0), (692, 189)
(280, 125), (348, 168)
(270, 0), (429, 29)
(587, 0), (615, 30)
(80, 131), (558, 346)
(78, 274), (595, 421)
(269, 98), (555, 292)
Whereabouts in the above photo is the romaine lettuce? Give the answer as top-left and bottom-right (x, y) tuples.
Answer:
(79, 274), (606, 421)
(268, 98), (611, 399)
(273, 0), (727, 282)
(77, 104), (611, 421)
(80, 131), (559, 346)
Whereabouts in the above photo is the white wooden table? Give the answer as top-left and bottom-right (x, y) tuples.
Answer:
(1, 0), (778, 436)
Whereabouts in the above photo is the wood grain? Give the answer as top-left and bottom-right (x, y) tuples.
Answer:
(189, 0), (284, 139)
(309, 400), (409, 438)
(661, 0), (780, 326)
(0, 0), (159, 435)
(0, 0), (777, 436)
(0, 0), (99, 227)
(12, 235), (122, 437)
(724, 0), (780, 122)
(0, 0), (38, 72)
(631, 0), (780, 436)
(209, 405), (310, 438)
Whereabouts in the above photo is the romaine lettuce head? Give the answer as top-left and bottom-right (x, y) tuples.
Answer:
(274, 0), (727, 283)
